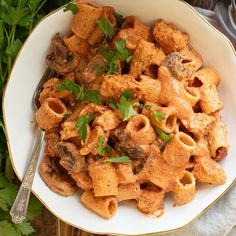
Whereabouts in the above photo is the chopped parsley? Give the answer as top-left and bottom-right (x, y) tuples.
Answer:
(96, 18), (115, 40)
(56, 80), (102, 104)
(64, 3), (78, 14)
(103, 155), (132, 164)
(117, 95), (137, 120)
(143, 104), (152, 110)
(76, 114), (94, 142)
(155, 128), (172, 142)
(153, 111), (165, 121)
(115, 38), (132, 63)
(99, 38), (132, 75)
(109, 92), (136, 120)
(113, 12), (124, 28)
(97, 136), (112, 156)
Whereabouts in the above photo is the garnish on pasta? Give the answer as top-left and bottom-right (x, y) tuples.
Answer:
(96, 18), (115, 40)
(155, 128), (172, 142)
(76, 114), (94, 142)
(64, 3), (78, 14)
(103, 155), (132, 163)
(153, 111), (165, 121)
(97, 136), (112, 156)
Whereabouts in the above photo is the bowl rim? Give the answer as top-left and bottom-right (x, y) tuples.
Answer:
(2, 1), (236, 235)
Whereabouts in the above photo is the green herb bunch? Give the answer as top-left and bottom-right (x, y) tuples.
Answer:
(0, 0), (71, 235)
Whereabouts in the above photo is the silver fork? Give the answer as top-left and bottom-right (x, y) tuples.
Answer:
(10, 68), (53, 224)
(232, 0), (236, 12)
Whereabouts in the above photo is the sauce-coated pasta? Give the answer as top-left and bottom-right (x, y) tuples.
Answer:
(36, 1), (228, 219)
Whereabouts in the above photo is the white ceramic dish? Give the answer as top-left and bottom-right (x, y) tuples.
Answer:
(3, 0), (236, 235)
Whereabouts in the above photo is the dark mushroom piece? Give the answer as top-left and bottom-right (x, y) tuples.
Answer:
(57, 142), (85, 174)
(39, 156), (77, 196)
(46, 33), (79, 74)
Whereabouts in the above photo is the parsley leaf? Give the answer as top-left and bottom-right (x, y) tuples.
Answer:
(117, 95), (137, 120)
(97, 136), (112, 156)
(63, 3), (78, 14)
(113, 12), (124, 28)
(100, 38), (132, 75)
(153, 111), (165, 121)
(121, 91), (133, 100)
(63, 114), (70, 119)
(102, 49), (119, 75)
(6, 39), (22, 60)
(155, 128), (172, 142)
(103, 155), (132, 163)
(76, 114), (94, 142)
(0, 221), (18, 236)
(96, 18), (115, 40)
(115, 38), (132, 63)
(143, 104), (152, 110)
(14, 220), (35, 235)
(109, 98), (118, 109)
(27, 195), (43, 220)
(57, 80), (102, 104)
(82, 90), (103, 105)
(56, 80), (83, 99)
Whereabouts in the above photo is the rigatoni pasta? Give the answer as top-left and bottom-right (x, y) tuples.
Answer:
(37, 1), (229, 219)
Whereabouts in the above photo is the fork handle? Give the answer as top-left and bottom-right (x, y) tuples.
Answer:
(10, 127), (45, 224)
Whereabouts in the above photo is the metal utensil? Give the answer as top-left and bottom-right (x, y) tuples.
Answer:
(232, 0), (236, 12)
(229, 0), (236, 30)
(10, 68), (52, 224)
(215, 1), (236, 42)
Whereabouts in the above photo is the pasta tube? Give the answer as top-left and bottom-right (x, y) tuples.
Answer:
(88, 6), (116, 45)
(71, 3), (103, 39)
(117, 183), (141, 202)
(137, 75), (161, 103)
(187, 113), (215, 138)
(199, 85), (224, 114)
(163, 132), (196, 167)
(153, 19), (189, 54)
(191, 67), (220, 87)
(173, 170), (196, 205)
(193, 157), (226, 184)
(137, 188), (165, 215)
(80, 190), (118, 219)
(35, 97), (67, 130)
(130, 40), (165, 77)
(88, 162), (118, 196)
(142, 103), (177, 133)
(115, 163), (136, 184)
(208, 121), (228, 161)
(126, 114), (156, 145)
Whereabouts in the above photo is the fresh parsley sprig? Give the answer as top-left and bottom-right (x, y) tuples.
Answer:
(96, 18), (115, 40)
(103, 155), (132, 164)
(109, 91), (137, 120)
(64, 3), (78, 14)
(0, 174), (43, 235)
(142, 105), (165, 121)
(97, 136), (112, 156)
(56, 80), (103, 104)
(76, 114), (95, 142)
(113, 12), (124, 28)
(153, 111), (165, 121)
(155, 128), (172, 142)
(98, 38), (133, 75)
(115, 38), (132, 63)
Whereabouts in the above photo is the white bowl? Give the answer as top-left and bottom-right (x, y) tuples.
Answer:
(3, 0), (236, 235)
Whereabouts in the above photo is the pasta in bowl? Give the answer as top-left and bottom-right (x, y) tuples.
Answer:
(3, 0), (236, 234)
(35, 0), (229, 219)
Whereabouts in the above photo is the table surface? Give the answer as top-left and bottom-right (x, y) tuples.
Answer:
(32, 1), (234, 235)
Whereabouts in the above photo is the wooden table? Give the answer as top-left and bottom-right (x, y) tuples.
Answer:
(32, 1), (232, 235)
